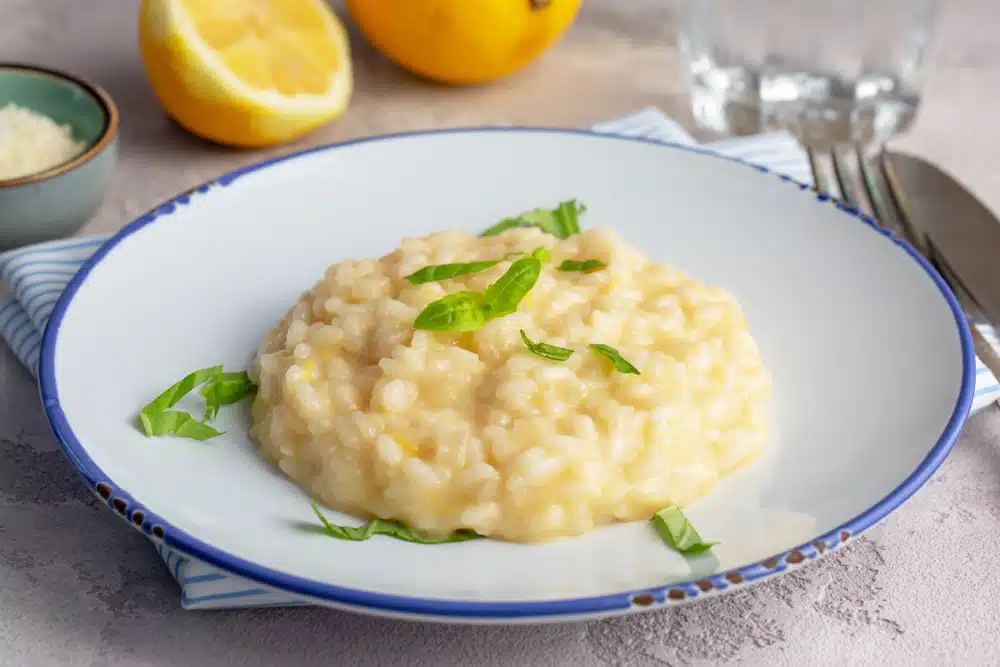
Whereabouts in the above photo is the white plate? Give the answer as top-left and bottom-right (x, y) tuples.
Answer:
(39, 129), (974, 623)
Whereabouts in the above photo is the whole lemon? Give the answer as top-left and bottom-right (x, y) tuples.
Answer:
(346, 0), (582, 85)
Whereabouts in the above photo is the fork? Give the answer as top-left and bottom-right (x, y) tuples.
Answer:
(807, 145), (1000, 378)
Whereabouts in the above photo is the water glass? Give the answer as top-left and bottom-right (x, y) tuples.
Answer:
(678, 0), (939, 147)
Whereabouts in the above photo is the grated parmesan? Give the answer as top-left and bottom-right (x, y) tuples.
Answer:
(0, 103), (87, 181)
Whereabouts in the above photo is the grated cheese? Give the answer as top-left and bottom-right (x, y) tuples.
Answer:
(0, 103), (87, 181)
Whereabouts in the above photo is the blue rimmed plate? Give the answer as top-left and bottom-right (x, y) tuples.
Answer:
(39, 129), (973, 623)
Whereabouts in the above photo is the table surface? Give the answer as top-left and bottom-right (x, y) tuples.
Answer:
(3, 0), (1000, 665)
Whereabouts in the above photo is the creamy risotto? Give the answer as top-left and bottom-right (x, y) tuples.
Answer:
(249, 227), (771, 542)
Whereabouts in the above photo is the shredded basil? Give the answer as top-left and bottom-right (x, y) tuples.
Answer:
(480, 200), (586, 239)
(530, 247), (552, 263)
(552, 199), (585, 237)
(520, 330), (574, 361)
(557, 259), (606, 273)
(139, 366), (255, 440)
(140, 366), (221, 421)
(480, 217), (525, 237)
(589, 344), (641, 375)
(651, 506), (717, 555)
(412, 255), (545, 332)
(405, 260), (502, 285)
(482, 257), (542, 318)
(311, 500), (481, 544)
(413, 291), (488, 332)
(140, 410), (224, 440)
(200, 370), (256, 421)
(406, 247), (549, 287)
(521, 200), (584, 239)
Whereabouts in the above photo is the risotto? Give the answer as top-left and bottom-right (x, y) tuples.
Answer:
(248, 226), (772, 542)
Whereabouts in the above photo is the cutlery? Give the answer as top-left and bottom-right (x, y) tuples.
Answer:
(808, 145), (1000, 377)
(882, 152), (1000, 328)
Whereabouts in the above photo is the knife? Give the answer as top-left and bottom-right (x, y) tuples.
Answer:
(881, 151), (1000, 327)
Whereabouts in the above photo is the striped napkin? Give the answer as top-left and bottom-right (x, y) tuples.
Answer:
(3, 108), (996, 609)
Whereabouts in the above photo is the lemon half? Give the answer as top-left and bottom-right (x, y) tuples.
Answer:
(139, 0), (353, 148)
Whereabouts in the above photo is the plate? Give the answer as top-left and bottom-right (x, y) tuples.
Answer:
(39, 129), (974, 623)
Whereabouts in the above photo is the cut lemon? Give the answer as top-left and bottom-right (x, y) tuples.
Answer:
(139, 0), (353, 148)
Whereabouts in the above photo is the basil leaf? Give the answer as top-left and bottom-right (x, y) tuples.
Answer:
(519, 199), (584, 239)
(530, 246), (551, 263)
(413, 291), (488, 332)
(140, 366), (223, 438)
(311, 500), (481, 544)
(589, 343), (641, 375)
(141, 410), (224, 441)
(139, 366), (254, 440)
(200, 371), (256, 421)
(405, 260), (502, 285)
(557, 259), (606, 273)
(140, 366), (222, 421)
(479, 200), (586, 239)
(518, 209), (560, 235)
(480, 217), (524, 237)
(520, 330), (574, 361)
(651, 506), (717, 555)
(482, 257), (542, 318)
(553, 199), (584, 237)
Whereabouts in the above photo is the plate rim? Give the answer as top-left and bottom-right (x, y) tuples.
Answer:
(38, 127), (976, 621)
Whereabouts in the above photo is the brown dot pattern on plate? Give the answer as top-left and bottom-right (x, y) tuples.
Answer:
(631, 594), (655, 606)
(152, 525), (164, 539)
(840, 530), (851, 542)
(667, 589), (685, 601)
(762, 557), (779, 569)
(96, 482), (111, 499)
(132, 510), (145, 527)
(725, 572), (743, 584)
(787, 550), (805, 564)
(112, 498), (127, 514)
(182, 181), (215, 197)
(696, 580), (713, 592)
(813, 541), (827, 554)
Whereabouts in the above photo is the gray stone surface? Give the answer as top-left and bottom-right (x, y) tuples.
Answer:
(2, 0), (1000, 664)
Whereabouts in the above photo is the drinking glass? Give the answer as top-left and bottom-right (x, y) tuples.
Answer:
(678, 0), (939, 147)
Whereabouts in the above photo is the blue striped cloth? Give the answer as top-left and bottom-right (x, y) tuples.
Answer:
(4, 108), (997, 609)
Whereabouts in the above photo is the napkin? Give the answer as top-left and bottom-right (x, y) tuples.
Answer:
(3, 108), (996, 610)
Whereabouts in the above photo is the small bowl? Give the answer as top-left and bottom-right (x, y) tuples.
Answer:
(0, 63), (119, 249)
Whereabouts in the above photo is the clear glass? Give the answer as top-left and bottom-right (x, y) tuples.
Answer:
(678, 0), (939, 147)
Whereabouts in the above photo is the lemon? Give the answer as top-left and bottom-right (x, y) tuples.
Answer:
(345, 0), (581, 85)
(139, 0), (353, 148)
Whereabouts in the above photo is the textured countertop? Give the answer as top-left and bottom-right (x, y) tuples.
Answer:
(3, 0), (1000, 665)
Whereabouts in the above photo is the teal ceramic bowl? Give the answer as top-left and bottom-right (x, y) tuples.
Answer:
(0, 63), (119, 249)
